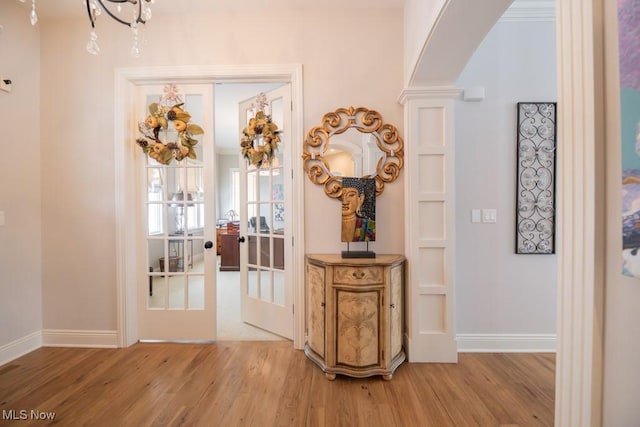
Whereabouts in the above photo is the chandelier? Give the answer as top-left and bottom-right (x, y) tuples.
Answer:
(20, 0), (154, 58)
(85, 0), (154, 57)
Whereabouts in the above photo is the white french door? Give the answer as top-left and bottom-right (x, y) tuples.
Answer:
(238, 85), (294, 339)
(137, 84), (216, 341)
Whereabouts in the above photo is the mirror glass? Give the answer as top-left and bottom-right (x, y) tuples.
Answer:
(302, 107), (403, 199)
(325, 128), (385, 177)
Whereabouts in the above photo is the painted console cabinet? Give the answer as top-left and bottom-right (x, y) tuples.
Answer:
(304, 254), (406, 380)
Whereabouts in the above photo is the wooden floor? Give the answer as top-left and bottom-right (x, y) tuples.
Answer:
(0, 342), (555, 427)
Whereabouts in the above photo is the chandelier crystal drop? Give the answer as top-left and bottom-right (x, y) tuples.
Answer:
(29, 0), (37, 25)
(130, 25), (140, 58)
(18, 0), (38, 26)
(86, 30), (100, 55)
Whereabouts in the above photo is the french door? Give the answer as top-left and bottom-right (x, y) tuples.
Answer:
(137, 84), (216, 341)
(238, 85), (294, 339)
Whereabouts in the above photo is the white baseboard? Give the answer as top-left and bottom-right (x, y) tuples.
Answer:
(42, 329), (118, 348)
(0, 331), (42, 366)
(457, 333), (556, 353)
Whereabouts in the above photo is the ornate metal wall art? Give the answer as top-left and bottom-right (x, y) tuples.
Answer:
(302, 107), (404, 198)
(516, 102), (557, 254)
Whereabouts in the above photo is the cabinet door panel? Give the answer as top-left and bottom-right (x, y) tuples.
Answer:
(336, 289), (379, 367)
(307, 263), (325, 357)
(219, 233), (240, 271)
(390, 264), (403, 359)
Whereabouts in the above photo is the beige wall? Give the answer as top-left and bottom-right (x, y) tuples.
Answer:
(0, 2), (42, 353)
(36, 8), (403, 331)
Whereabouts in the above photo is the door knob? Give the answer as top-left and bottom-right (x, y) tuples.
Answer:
(204, 241), (213, 249)
(238, 236), (246, 243)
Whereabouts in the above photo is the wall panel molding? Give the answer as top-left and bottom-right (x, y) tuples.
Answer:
(401, 88), (459, 362)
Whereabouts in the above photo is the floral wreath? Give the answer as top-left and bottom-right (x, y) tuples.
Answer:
(240, 93), (281, 167)
(136, 85), (204, 165)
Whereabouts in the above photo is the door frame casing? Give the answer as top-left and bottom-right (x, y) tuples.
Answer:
(114, 64), (305, 349)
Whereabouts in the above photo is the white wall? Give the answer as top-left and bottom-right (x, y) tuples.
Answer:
(0, 2), (42, 356)
(454, 20), (557, 342)
(36, 7), (404, 331)
(216, 154), (237, 220)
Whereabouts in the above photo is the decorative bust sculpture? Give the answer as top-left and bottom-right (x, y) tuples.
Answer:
(341, 177), (376, 243)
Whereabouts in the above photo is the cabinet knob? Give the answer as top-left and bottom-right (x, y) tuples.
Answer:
(204, 241), (213, 249)
(320, 302), (325, 307)
(238, 236), (246, 243)
(390, 303), (396, 309)
(352, 270), (365, 279)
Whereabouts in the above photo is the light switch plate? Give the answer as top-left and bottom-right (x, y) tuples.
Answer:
(482, 209), (497, 223)
(471, 209), (481, 223)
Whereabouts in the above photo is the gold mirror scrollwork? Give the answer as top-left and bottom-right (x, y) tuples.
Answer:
(302, 106), (404, 198)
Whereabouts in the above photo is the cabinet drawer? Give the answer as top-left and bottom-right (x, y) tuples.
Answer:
(333, 266), (383, 285)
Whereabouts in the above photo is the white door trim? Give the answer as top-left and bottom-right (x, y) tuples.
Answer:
(114, 64), (305, 349)
(555, 1), (604, 425)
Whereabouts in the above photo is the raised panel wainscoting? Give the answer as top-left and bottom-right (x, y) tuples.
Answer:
(400, 88), (461, 363)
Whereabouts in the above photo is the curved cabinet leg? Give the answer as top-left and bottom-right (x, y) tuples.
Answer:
(382, 374), (393, 381)
(325, 372), (337, 380)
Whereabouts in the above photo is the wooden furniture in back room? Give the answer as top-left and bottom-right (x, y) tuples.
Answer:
(304, 254), (406, 380)
(216, 225), (224, 255)
(219, 222), (240, 271)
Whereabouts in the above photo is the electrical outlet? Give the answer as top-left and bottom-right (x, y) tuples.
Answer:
(471, 209), (481, 223)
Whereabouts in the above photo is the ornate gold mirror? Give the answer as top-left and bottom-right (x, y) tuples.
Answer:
(302, 107), (404, 198)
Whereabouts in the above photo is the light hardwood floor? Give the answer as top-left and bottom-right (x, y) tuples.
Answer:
(0, 342), (554, 426)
